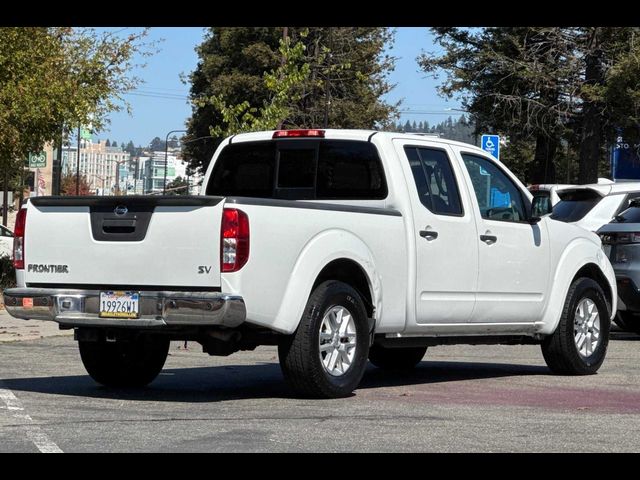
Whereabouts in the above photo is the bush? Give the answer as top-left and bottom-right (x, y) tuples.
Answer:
(0, 255), (16, 290)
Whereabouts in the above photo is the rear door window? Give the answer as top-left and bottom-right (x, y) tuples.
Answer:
(404, 146), (463, 216)
(551, 190), (602, 222)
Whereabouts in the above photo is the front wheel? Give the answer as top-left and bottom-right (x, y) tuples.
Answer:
(79, 334), (170, 387)
(541, 277), (610, 375)
(278, 281), (370, 398)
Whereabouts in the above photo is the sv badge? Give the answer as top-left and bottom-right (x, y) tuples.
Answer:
(198, 266), (212, 274)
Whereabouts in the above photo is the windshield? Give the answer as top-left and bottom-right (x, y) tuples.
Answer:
(550, 189), (602, 222)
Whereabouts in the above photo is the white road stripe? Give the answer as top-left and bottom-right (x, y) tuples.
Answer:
(0, 388), (63, 453)
(0, 389), (24, 411)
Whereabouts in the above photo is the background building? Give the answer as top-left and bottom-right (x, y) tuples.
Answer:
(62, 139), (131, 195)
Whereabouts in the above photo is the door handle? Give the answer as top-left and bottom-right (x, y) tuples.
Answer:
(480, 234), (497, 245)
(420, 230), (439, 241)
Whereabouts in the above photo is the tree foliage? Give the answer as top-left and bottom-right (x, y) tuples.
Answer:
(165, 176), (189, 195)
(390, 115), (476, 144)
(207, 34), (312, 138)
(184, 27), (398, 173)
(60, 172), (92, 196)
(0, 27), (152, 177)
(419, 27), (640, 184)
(149, 136), (165, 151)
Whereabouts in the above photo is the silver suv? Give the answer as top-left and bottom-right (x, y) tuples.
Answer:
(599, 200), (640, 333)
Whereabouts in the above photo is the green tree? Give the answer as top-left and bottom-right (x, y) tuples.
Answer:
(149, 137), (165, 151)
(165, 176), (189, 195)
(184, 27), (398, 174)
(0, 27), (151, 214)
(207, 34), (312, 138)
(124, 140), (136, 155)
(60, 173), (92, 196)
(419, 27), (578, 183)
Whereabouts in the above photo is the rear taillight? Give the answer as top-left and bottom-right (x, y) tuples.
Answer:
(13, 208), (27, 269)
(221, 208), (249, 272)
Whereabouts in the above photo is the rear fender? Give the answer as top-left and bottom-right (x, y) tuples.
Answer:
(270, 229), (380, 334)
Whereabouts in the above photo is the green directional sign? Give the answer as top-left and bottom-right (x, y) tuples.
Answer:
(28, 152), (46, 168)
(80, 128), (92, 140)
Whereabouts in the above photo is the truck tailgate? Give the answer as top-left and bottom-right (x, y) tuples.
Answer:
(24, 196), (224, 288)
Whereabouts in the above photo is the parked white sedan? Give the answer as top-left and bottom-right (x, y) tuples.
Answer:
(0, 225), (13, 258)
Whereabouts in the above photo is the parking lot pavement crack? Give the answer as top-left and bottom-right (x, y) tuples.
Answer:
(21, 413), (448, 428)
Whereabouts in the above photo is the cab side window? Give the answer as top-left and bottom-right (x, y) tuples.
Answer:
(461, 153), (526, 223)
(404, 146), (463, 216)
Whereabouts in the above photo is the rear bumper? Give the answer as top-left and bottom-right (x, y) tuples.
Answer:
(1, 287), (246, 329)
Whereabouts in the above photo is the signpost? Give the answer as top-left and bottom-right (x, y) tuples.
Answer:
(481, 134), (500, 160)
(612, 132), (640, 180)
(28, 151), (46, 168)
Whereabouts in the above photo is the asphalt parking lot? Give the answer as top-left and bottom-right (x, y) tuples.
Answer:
(2, 319), (640, 453)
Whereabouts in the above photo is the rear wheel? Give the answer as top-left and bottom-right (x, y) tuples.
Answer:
(541, 277), (610, 375)
(369, 345), (427, 370)
(79, 334), (170, 387)
(278, 281), (370, 398)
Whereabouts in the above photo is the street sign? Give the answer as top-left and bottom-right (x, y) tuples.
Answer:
(28, 152), (46, 168)
(481, 134), (500, 160)
(80, 128), (92, 140)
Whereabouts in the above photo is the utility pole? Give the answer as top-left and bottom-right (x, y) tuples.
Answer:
(53, 124), (63, 196)
(2, 169), (8, 227)
(115, 162), (120, 195)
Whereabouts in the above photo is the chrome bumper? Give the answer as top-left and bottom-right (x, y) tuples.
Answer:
(1, 287), (246, 329)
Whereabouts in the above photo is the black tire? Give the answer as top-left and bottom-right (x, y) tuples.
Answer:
(369, 345), (427, 370)
(614, 311), (640, 334)
(541, 277), (610, 375)
(278, 280), (370, 398)
(79, 334), (170, 387)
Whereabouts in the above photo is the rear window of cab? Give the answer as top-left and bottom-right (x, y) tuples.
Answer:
(206, 140), (388, 200)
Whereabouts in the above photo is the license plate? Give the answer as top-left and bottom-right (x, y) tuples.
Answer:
(99, 291), (140, 318)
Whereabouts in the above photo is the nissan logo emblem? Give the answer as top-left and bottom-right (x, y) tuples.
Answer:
(114, 205), (128, 216)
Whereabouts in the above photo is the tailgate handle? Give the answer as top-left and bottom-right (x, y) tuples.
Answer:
(102, 219), (136, 234)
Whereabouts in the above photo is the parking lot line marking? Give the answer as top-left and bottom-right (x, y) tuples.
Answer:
(0, 388), (63, 453)
(0, 389), (23, 410)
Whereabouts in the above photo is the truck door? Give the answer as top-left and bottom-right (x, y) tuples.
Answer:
(456, 151), (550, 323)
(395, 140), (479, 325)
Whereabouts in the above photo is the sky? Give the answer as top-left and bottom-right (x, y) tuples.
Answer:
(98, 27), (464, 147)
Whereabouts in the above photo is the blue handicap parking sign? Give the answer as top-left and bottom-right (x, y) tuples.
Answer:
(481, 134), (500, 160)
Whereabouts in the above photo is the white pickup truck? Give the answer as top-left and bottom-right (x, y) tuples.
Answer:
(3, 129), (617, 398)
